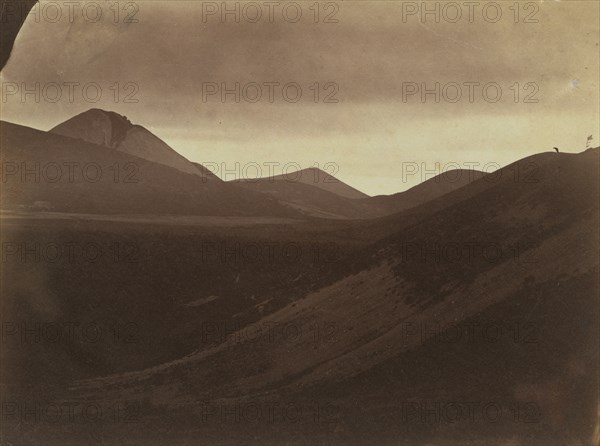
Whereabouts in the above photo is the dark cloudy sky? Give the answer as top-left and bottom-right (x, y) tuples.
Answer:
(1, 0), (598, 194)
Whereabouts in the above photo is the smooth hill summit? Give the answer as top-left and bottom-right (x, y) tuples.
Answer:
(50, 109), (208, 178)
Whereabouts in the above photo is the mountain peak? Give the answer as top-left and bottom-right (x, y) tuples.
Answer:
(50, 108), (134, 149)
(49, 109), (212, 178)
(269, 167), (369, 199)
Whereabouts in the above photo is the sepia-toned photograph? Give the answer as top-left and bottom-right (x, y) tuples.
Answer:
(1, 0), (599, 444)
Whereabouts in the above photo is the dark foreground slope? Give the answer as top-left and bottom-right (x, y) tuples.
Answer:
(1, 149), (598, 445)
(0, 121), (297, 217)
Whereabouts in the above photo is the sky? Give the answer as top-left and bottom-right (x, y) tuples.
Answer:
(1, 0), (599, 195)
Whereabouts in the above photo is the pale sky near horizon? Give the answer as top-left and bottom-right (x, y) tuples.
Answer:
(1, 0), (598, 195)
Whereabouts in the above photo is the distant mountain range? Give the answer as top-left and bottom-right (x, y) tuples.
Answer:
(0, 120), (292, 217)
(1, 108), (489, 219)
(237, 167), (370, 200)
